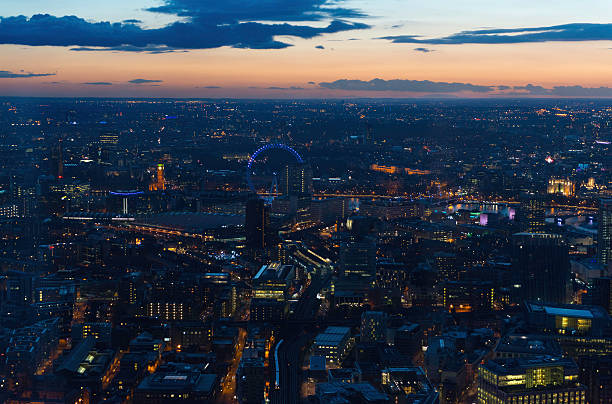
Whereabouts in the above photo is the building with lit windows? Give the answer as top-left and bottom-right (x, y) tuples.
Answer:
(524, 302), (610, 337)
(134, 363), (218, 404)
(380, 367), (439, 404)
(149, 163), (166, 191)
(146, 301), (186, 321)
(313, 326), (353, 366)
(478, 356), (586, 404)
(598, 198), (612, 269)
(360, 311), (388, 343)
(442, 280), (495, 312)
(547, 178), (575, 197)
(517, 193), (546, 233)
(71, 322), (112, 347)
(250, 263), (295, 321)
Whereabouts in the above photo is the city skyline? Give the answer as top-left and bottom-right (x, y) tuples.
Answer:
(1, 0), (612, 98)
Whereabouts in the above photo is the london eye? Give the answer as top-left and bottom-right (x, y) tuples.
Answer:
(246, 143), (304, 201)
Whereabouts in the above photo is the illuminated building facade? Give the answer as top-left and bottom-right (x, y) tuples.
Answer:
(598, 198), (612, 269)
(149, 163), (166, 191)
(250, 263), (295, 321)
(478, 357), (586, 404)
(313, 326), (353, 365)
(547, 178), (575, 197)
(360, 311), (388, 343)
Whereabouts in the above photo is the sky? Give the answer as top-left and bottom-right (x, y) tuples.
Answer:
(1, 0), (612, 98)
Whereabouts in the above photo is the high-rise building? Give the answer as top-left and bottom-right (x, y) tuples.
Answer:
(49, 140), (64, 179)
(518, 193), (546, 233)
(590, 277), (612, 315)
(598, 198), (612, 269)
(360, 311), (388, 343)
(512, 233), (570, 304)
(237, 358), (265, 404)
(280, 163), (312, 198)
(578, 355), (612, 404)
(478, 357), (586, 404)
(338, 238), (377, 286)
(245, 197), (270, 249)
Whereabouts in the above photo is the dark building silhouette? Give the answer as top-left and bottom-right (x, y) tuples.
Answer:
(518, 193), (546, 233)
(590, 277), (612, 315)
(50, 140), (64, 179)
(245, 197), (270, 249)
(512, 232), (570, 304)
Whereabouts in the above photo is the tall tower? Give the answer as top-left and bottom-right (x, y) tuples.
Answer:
(598, 198), (612, 269)
(149, 163), (166, 191)
(50, 140), (64, 179)
(512, 232), (570, 304)
(245, 197), (270, 249)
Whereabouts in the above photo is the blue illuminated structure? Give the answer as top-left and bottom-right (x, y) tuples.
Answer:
(109, 191), (144, 196)
(246, 143), (303, 196)
(109, 190), (144, 214)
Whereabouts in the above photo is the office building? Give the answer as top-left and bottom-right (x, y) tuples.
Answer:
(250, 263), (295, 321)
(524, 302), (610, 337)
(512, 233), (570, 304)
(237, 357), (265, 404)
(380, 367), (439, 404)
(313, 327), (353, 365)
(134, 363), (217, 403)
(598, 198), (612, 269)
(280, 163), (312, 198)
(518, 193), (546, 233)
(361, 311), (388, 344)
(590, 277), (612, 315)
(245, 197), (270, 249)
(478, 356), (586, 404)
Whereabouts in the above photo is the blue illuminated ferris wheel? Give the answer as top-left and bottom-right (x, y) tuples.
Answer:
(246, 143), (304, 199)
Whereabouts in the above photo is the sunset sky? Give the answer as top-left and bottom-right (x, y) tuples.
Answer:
(1, 0), (612, 97)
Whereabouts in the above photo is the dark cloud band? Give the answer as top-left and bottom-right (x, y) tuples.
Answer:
(0, 0), (368, 51)
(382, 23), (612, 45)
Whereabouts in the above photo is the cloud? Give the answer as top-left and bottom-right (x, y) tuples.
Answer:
(514, 84), (612, 97)
(414, 47), (433, 53)
(381, 23), (612, 45)
(0, 69), (55, 78)
(266, 86), (305, 90)
(122, 19), (142, 24)
(308, 81), (316, 85)
(82, 81), (113, 85)
(0, 2), (368, 51)
(198, 85), (222, 89)
(315, 45), (325, 49)
(319, 78), (494, 93)
(129, 78), (163, 84)
(71, 45), (186, 54)
(145, 0), (366, 21)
